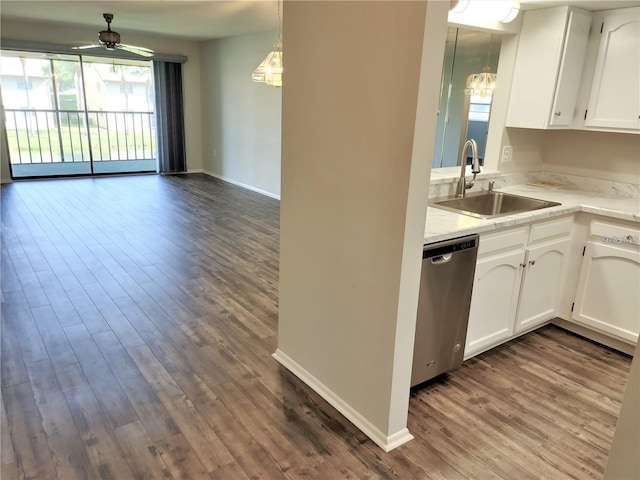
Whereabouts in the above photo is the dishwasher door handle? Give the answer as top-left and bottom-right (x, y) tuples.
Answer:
(431, 253), (453, 265)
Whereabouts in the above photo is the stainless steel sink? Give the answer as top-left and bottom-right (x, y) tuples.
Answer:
(431, 191), (561, 219)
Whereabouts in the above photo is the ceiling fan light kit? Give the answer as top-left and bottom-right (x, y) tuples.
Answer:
(73, 13), (154, 57)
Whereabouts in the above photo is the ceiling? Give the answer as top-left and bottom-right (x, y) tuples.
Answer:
(0, 1), (279, 41)
(1, 0), (638, 42)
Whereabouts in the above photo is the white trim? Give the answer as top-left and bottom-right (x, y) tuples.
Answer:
(202, 170), (280, 200)
(187, 168), (204, 174)
(272, 348), (414, 452)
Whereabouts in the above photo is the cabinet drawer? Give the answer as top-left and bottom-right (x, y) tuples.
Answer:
(478, 227), (528, 256)
(529, 216), (573, 244)
(588, 220), (640, 250)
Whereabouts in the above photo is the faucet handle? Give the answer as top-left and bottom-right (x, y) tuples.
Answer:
(488, 180), (495, 192)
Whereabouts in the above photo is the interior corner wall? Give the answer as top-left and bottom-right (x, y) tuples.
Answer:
(199, 32), (282, 198)
(0, 18), (203, 173)
(277, 0), (444, 450)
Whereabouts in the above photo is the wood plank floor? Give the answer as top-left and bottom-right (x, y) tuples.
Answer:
(1, 174), (631, 480)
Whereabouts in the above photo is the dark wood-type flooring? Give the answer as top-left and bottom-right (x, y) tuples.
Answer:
(1, 174), (631, 479)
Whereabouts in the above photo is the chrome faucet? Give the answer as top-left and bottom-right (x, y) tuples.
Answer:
(456, 139), (481, 198)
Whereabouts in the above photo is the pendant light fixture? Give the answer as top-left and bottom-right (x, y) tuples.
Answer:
(252, 0), (283, 87)
(465, 34), (497, 98)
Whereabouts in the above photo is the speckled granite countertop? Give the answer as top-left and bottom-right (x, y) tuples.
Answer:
(424, 183), (640, 244)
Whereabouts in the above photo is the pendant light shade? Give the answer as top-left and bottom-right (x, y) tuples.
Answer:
(465, 34), (497, 98)
(252, 0), (283, 87)
(465, 69), (497, 97)
(252, 42), (283, 87)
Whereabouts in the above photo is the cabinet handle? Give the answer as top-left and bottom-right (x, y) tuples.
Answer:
(529, 260), (536, 266)
(554, 111), (561, 117)
(520, 262), (527, 268)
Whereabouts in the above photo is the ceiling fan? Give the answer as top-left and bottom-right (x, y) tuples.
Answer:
(73, 13), (154, 57)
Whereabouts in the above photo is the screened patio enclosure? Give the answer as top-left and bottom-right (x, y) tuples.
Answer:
(1, 50), (157, 178)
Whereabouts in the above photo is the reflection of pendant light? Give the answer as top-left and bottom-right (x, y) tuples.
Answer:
(465, 34), (496, 98)
(252, 0), (283, 87)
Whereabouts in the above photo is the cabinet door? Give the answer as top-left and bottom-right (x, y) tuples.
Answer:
(585, 13), (640, 130)
(515, 238), (570, 333)
(465, 250), (525, 359)
(549, 11), (593, 126)
(572, 241), (640, 343)
(506, 7), (591, 129)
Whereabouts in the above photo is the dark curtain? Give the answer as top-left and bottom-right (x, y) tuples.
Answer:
(153, 61), (186, 174)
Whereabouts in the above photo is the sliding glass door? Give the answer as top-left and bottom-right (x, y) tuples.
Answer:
(0, 50), (156, 178)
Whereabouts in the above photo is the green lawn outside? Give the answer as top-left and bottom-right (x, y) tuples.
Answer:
(7, 125), (156, 164)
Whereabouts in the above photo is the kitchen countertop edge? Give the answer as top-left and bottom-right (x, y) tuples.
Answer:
(424, 185), (640, 244)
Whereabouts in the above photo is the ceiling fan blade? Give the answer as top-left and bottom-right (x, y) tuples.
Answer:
(119, 44), (154, 57)
(72, 44), (103, 50)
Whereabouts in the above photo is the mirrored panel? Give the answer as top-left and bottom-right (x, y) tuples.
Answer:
(433, 28), (501, 169)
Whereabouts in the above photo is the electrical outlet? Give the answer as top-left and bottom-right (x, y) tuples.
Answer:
(502, 145), (513, 163)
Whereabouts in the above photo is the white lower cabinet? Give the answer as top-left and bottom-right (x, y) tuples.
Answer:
(515, 238), (571, 333)
(466, 249), (525, 356)
(465, 217), (572, 359)
(571, 219), (640, 343)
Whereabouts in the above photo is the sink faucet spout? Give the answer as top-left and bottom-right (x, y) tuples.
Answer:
(456, 139), (481, 198)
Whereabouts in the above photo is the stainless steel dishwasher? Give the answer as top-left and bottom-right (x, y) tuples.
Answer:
(411, 234), (479, 387)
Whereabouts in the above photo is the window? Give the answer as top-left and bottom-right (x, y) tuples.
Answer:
(1, 50), (156, 177)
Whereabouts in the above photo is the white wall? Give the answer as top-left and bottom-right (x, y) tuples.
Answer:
(538, 130), (640, 184)
(200, 32), (281, 198)
(492, 121), (640, 185)
(0, 18), (203, 172)
(276, 0), (447, 451)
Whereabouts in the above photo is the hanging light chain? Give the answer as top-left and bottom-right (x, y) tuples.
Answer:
(277, 0), (282, 46)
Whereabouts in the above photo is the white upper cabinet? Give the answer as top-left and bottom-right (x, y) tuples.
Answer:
(506, 7), (592, 129)
(584, 9), (640, 131)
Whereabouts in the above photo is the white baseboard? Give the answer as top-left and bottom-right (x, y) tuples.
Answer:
(187, 168), (204, 174)
(202, 170), (280, 200)
(272, 348), (414, 452)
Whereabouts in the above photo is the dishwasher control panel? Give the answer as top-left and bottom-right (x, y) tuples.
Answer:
(422, 236), (478, 259)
